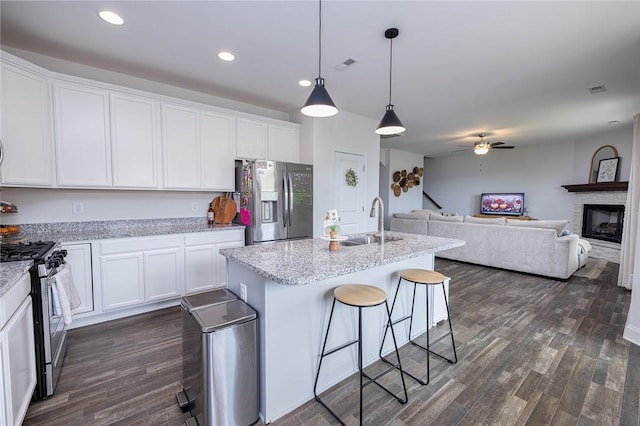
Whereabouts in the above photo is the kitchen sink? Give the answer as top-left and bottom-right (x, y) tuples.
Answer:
(339, 234), (403, 246)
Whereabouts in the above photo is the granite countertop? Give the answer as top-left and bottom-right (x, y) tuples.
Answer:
(0, 260), (32, 297)
(0, 218), (245, 297)
(220, 231), (465, 286)
(6, 218), (245, 243)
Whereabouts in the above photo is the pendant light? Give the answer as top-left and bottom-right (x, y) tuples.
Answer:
(375, 28), (405, 135)
(301, 0), (338, 117)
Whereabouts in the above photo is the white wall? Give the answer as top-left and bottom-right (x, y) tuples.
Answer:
(0, 188), (222, 224)
(380, 148), (424, 228)
(293, 110), (380, 237)
(422, 125), (633, 225)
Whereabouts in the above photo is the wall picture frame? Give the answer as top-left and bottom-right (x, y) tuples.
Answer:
(596, 157), (619, 183)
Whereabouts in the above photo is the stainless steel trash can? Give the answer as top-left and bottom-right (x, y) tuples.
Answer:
(180, 295), (258, 426)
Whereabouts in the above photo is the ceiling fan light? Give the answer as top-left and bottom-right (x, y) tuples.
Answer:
(474, 143), (489, 155)
(375, 105), (405, 135)
(301, 77), (338, 117)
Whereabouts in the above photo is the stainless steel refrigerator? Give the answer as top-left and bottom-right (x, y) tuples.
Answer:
(235, 160), (313, 245)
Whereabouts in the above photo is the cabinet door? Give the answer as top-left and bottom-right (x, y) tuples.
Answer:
(1, 297), (36, 426)
(200, 111), (235, 191)
(144, 247), (183, 301)
(184, 244), (217, 295)
(100, 252), (144, 311)
(0, 61), (54, 186)
(236, 118), (267, 159)
(61, 243), (94, 316)
(111, 93), (159, 188)
(161, 103), (199, 189)
(54, 82), (111, 187)
(268, 124), (300, 163)
(214, 240), (245, 287)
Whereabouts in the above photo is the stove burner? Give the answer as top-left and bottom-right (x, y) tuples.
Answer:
(0, 241), (57, 262)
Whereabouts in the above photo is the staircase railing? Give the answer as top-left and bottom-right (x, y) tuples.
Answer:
(422, 191), (442, 210)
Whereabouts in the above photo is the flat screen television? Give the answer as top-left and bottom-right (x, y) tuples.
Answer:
(480, 193), (524, 216)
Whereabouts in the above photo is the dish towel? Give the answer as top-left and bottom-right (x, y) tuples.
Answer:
(53, 264), (82, 325)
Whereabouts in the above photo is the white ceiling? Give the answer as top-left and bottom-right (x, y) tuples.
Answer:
(2, 1), (639, 158)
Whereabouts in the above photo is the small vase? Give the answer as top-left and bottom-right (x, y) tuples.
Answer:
(328, 231), (339, 251)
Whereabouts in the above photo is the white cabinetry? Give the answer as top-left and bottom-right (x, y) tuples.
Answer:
(236, 119), (300, 162)
(99, 236), (183, 311)
(236, 118), (267, 160)
(61, 243), (94, 316)
(54, 82), (111, 187)
(184, 229), (244, 294)
(0, 273), (36, 426)
(162, 103), (235, 191)
(110, 93), (159, 188)
(268, 124), (300, 163)
(0, 59), (54, 186)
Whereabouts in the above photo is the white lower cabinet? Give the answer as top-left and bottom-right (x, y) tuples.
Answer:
(1, 273), (37, 426)
(184, 230), (244, 294)
(61, 243), (94, 316)
(99, 235), (184, 311)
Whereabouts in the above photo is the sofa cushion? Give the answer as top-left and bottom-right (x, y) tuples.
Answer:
(393, 213), (425, 220)
(506, 219), (570, 236)
(430, 213), (464, 222)
(463, 215), (506, 225)
(409, 209), (434, 218)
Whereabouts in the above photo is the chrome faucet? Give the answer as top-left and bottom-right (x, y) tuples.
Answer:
(369, 196), (384, 244)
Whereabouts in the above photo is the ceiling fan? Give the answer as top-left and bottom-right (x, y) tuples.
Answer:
(454, 133), (515, 155)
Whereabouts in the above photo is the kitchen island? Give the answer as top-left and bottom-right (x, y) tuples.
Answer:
(221, 231), (464, 423)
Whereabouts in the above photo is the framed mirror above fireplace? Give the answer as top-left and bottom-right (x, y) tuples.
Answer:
(589, 145), (618, 183)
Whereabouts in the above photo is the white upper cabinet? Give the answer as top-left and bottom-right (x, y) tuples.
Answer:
(162, 103), (235, 191)
(236, 118), (300, 163)
(161, 103), (201, 189)
(200, 111), (235, 191)
(0, 59), (54, 186)
(54, 82), (112, 187)
(236, 118), (267, 160)
(110, 93), (159, 188)
(268, 124), (300, 163)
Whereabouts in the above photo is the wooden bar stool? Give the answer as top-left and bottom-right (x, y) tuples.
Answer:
(380, 269), (457, 385)
(314, 284), (408, 426)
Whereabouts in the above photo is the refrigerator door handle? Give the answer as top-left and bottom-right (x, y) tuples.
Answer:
(282, 172), (289, 227)
(288, 173), (294, 226)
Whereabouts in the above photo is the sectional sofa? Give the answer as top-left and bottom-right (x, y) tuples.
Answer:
(390, 211), (591, 279)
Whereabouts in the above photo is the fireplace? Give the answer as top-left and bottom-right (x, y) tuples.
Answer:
(582, 204), (624, 243)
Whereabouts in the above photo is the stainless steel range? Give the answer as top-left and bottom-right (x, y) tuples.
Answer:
(0, 240), (69, 399)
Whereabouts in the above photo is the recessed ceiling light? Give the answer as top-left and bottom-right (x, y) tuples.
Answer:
(218, 51), (235, 62)
(98, 10), (124, 25)
(608, 120), (620, 125)
(298, 80), (312, 87)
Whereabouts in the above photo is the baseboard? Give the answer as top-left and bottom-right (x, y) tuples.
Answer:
(623, 323), (640, 347)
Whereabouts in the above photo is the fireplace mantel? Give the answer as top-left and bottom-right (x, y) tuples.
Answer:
(561, 181), (628, 192)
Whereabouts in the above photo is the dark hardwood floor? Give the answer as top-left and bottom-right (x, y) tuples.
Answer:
(24, 259), (639, 425)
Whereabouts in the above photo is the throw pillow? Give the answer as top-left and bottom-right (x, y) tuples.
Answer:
(506, 219), (570, 236)
(463, 215), (506, 225)
(430, 213), (464, 222)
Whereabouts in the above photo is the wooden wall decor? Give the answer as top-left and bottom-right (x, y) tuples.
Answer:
(390, 166), (423, 197)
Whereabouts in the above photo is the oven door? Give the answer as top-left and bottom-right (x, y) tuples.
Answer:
(41, 274), (67, 396)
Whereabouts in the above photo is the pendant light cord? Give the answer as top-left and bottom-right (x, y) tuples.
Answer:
(318, 0), (322, 78)
(388, 36), (393, 105)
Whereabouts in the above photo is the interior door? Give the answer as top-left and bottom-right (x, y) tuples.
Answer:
(333, 151), (366, 234)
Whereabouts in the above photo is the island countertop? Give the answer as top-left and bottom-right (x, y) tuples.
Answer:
(220, 231), (464, 286)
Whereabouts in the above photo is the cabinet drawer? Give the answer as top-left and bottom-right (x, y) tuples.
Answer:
(0, 273), (30, 329)
(100, 235), (183, 255)
(184, 229), (244, 246)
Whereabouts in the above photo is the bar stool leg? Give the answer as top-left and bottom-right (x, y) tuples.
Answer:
(442, 282), (458, 363)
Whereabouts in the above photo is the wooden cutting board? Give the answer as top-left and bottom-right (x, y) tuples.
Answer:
(212, 193), (237, 224)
